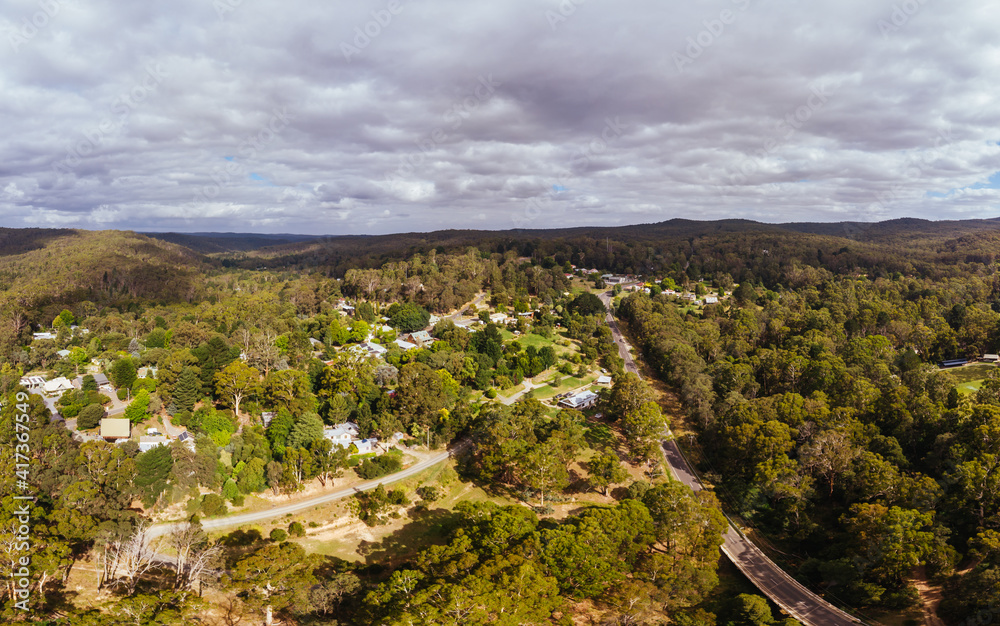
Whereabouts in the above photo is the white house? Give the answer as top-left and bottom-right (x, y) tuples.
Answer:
(354, 438), (378, 455)
(558, 390), (599, 410)
(33, 332), (57, 341)
(489, 312), (508, 324)
(43, 377), (74, 395)
(596, 375), (613, 385)
(139, 436), (169, 453)
(57, 349), (71, 358)
(394, 338), (418, 351)
(20, 376), (46, 391)
(324, 422), (360, 448)
(703, 295), (719, 305)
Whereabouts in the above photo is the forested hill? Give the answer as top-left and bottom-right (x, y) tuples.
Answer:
(0, 229), (207, 323)
(204, 216), (1000, 279)
(145, 231), (323, 254)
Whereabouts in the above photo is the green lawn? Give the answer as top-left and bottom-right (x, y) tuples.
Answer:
(944, 362), (995, 383)
(529, 374), (600, 400)
(941, 362), (996, 394)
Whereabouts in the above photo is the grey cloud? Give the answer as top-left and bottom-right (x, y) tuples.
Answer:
(0, 0), (998, 235)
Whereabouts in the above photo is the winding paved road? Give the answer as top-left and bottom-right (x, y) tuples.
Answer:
(149, 445), (460, 539)
(599, 291), (863, 626)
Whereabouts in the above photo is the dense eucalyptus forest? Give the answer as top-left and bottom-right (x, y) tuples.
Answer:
(1, 219), (1000, 624)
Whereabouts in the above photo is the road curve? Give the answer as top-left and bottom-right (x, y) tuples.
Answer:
(599, 291), (863, 626)
(149, 445), (460, 539)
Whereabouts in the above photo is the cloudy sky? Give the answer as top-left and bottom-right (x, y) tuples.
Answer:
(1, 0), (999, 235)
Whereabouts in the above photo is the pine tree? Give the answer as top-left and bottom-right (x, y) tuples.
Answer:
(173, 367), (200, 413)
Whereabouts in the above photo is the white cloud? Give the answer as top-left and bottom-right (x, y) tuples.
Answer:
(0, 0), (999, 234)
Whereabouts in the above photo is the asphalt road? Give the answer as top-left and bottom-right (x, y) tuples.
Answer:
(600, 291), (862, 626)
(149, 445), (459, 540)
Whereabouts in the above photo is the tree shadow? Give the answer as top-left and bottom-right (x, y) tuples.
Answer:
(355, 507), (461, 568)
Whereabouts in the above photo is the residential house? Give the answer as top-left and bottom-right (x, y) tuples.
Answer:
(324, 422), (360, 448)
(33, 332), (57, 341)
(409, 330), (434, 346)
(596, 375), (613, 385)
(703, 295), (719, 305)
(177, 431), (196, 451)
(394, 338), (418, 351)
(57, 349), (71, 358)
(489, 312), (508, 324)
(139, 436), (169, 453)
(100, 418), (131, 442)
(43, 377), (74, 395)
(354, 438), (378, 455)
(558, 390), (599, 410)
(19, 376), (46, 391)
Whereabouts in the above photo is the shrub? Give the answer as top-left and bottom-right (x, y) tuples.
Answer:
(77, 403), (105, 430)
(355, 454), (403, 480)
(485, 388), (497, 399)
(269, 528), (288, 542)
(201, 493), (227, 517)
(415, 485), (441, 502)
(288, 521), (306, 537)
(116, 389), (128, 401)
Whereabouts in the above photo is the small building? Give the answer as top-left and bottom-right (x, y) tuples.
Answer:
(983, 354), (999, 363)
(558, 390), (599, 410)
(409, 330), (434, 346)
(100, 418), (131, 441)
(703, 296), (719, 305)
(43, 377), (74, 395)
(178, 430), (196, 451)
(596, 375), (613, 385)
(939, 359), (969, 369)
(33, 332), (57, 341)
(489, 312), (508, 324)
(20, 376), (46, 391)
(309, 337), (323, 348)
(601, 274), (627, 285)
(324, 422), (360, 448)
(57, 349), (71, 358)
(354, 438), (378, 455)
(364, 342), (388, 357)
(138, 436), (169, 453)
(394, 338), (418, 351)
(261, 411), (275, 426)
(74, 373), (113, 392)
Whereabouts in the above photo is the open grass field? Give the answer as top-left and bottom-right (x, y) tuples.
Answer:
(942, 362), (996, 394)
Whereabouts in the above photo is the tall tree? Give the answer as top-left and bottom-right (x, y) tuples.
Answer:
(214, 360), (260, 424)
